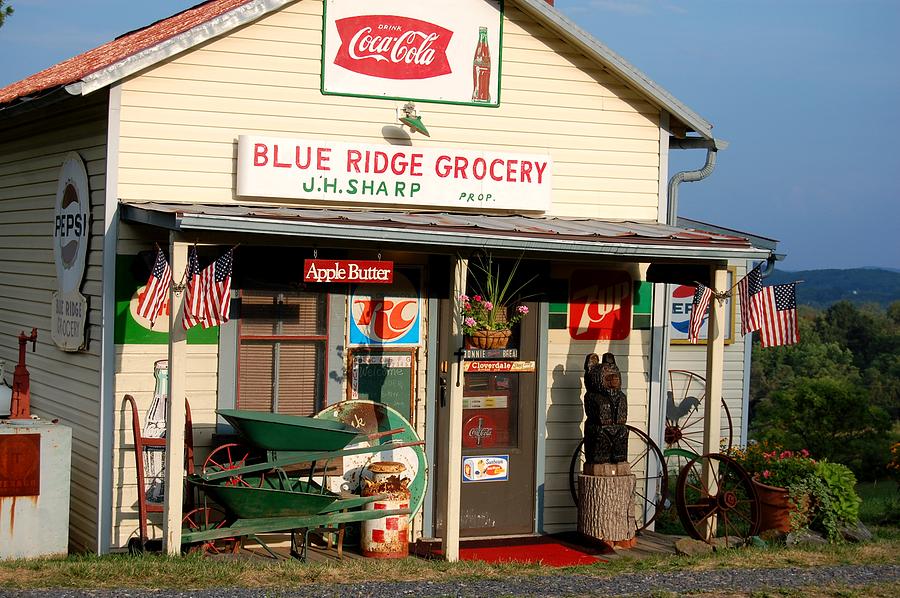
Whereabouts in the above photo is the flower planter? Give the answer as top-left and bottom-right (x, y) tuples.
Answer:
(465, 329), (512, 350)
(752, 479), (792, 533)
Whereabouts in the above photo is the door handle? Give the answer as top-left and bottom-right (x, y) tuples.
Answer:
(439, 375), (447, 408)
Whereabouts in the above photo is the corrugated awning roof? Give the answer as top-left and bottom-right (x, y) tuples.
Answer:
(121, 202), (771, 262)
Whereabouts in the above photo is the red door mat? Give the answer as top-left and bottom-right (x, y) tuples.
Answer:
(456, 535), (610, 567)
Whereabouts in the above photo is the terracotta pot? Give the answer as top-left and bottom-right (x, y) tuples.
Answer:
(752, 479), (792, 533)
(466, 329), (512, 349)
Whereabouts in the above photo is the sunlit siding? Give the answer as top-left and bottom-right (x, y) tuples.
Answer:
(110, 341), (219, 548)
(0, 93), (108, 553)
(541, 263), (651, 533)
(668, 262), (749, 449)
(116, 1), (661, 220)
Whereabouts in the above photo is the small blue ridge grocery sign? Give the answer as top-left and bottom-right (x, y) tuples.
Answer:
(237, 135), (552, 212)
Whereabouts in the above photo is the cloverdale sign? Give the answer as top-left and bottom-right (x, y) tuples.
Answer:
(236, 135), (552, 212)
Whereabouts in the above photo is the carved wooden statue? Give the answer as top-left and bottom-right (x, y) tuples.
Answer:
(583, 352), (629, 464)
(579, 352), (636, 544)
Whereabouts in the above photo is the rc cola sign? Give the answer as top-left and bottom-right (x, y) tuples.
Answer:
(51, 153), (90, 352)
(349, 268), (422, 346)
(323, 0), (502, 107)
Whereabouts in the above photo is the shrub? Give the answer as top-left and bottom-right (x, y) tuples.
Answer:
(730, 442), (862, 541)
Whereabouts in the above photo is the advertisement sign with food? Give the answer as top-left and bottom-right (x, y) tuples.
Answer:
(462, 455), (509, 483)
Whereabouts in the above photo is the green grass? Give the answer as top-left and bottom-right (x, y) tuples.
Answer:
(1, 530), (898, 590)
(856, 480), (900, 526)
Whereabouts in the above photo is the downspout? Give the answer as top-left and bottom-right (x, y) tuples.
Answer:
(654, 135), (729, 477)
(666, 137), (729, 225)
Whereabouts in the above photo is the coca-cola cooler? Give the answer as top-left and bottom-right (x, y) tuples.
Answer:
(462, 372), (517, 449)
(0, 419), (72, 560)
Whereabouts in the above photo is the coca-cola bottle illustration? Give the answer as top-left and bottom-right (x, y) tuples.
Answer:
(143, 359), (168, 504)
(472, 26), (491, 103)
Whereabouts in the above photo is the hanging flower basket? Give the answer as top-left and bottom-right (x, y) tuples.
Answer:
(466, 329), (512, 350)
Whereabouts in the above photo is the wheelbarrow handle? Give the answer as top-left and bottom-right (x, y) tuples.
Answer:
(361, 427), (405, 441)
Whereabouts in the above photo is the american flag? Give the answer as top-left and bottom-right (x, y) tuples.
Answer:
(136, 248), (171, 328)
(182, 247), (203, 330)
(738, 265), (763, 335)
(758, 283), (799, 348)
(198, 250), (233, 329)
(688, 283), (713, 344)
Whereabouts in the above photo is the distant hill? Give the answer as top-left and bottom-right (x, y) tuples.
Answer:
(766, 268), (900, 308)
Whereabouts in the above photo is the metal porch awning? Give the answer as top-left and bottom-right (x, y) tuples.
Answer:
(120, 202), (772, 262)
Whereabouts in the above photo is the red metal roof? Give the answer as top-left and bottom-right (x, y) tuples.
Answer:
(0, 0), (253, 106)
(120, 202), (771, 261)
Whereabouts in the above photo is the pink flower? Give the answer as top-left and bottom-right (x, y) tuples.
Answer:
(464, 317), (476, 327)
(780, 450), (793, 459)
(465, 303), (471, 310)
(763, 470), (771, 479)
(517, 305), (529, 314)
(800, 449), (810, 458)
(473, 295), (482, 302)
(483, 301), (493, 310)
(458, 294), (469, 302)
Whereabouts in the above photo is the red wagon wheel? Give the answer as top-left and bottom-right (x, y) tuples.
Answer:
(665, 370), (734, 473)
(201, 443), (264, 488)
(675, 453), (761, 547)
(569, 424), (669, 532)
(181, 506), (241, 555)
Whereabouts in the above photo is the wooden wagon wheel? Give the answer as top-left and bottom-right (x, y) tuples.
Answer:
(181, 506), (241, 555)
(201, 443), (265, 488)
(675, 453), (761, 547)
(665, 370), (734, 473)
(569, 424), (669, 532)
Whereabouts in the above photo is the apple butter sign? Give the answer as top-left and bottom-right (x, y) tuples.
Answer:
(51, 153), (90, 351)
(322, 0), (502, 106)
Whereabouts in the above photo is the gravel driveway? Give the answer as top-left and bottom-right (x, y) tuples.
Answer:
(1, 564), (897, 597)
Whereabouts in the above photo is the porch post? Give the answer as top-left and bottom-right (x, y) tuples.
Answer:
(163, 234), (188, 555)
(442, 257), (467, 562)
(701, 264), (727, 540)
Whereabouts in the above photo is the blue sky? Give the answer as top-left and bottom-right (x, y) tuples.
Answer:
(1, 0), (898, 270)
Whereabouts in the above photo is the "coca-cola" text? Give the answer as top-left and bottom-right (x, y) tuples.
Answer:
(334, 15), (453, 80)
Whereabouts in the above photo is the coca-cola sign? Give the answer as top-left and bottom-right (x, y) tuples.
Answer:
(334, 16), (453, 80)
(323, 0), (502, 106)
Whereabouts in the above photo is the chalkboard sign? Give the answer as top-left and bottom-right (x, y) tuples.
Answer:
(348, 348), (416, 422)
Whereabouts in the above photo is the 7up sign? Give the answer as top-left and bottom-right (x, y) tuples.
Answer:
(568, 270), (632, 341)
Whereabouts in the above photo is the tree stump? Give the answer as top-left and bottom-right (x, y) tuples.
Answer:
(577, 473), (636, 542)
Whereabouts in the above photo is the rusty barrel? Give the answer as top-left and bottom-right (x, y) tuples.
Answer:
(360, 461), (410, 558)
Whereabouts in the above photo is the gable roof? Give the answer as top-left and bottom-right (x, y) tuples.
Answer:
(0, 0), (289, 105)
(0, 0), (713, 138)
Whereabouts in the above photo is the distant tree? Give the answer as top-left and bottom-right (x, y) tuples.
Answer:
(749, 315), (857, 417)
(0, 2), (12, 29)
(753, 377), (891, 479)
(750, 300), (899, 479)
(815, 301), (897, 370)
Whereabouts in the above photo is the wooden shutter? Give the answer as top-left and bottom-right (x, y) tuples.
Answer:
(237, 342), (274, 412)
(236, 290), (327, 416)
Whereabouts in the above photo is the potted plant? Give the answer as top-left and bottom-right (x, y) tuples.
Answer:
(459, 253), (536, 349)
(730, 441), (862, 540)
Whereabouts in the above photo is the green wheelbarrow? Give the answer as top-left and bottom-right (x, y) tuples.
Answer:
(184, 409), (423, 559)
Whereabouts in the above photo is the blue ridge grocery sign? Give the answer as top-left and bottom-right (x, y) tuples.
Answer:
(236, 135), (552, 212)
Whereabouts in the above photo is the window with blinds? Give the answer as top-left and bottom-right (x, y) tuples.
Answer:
(237, 290), (327, 416)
